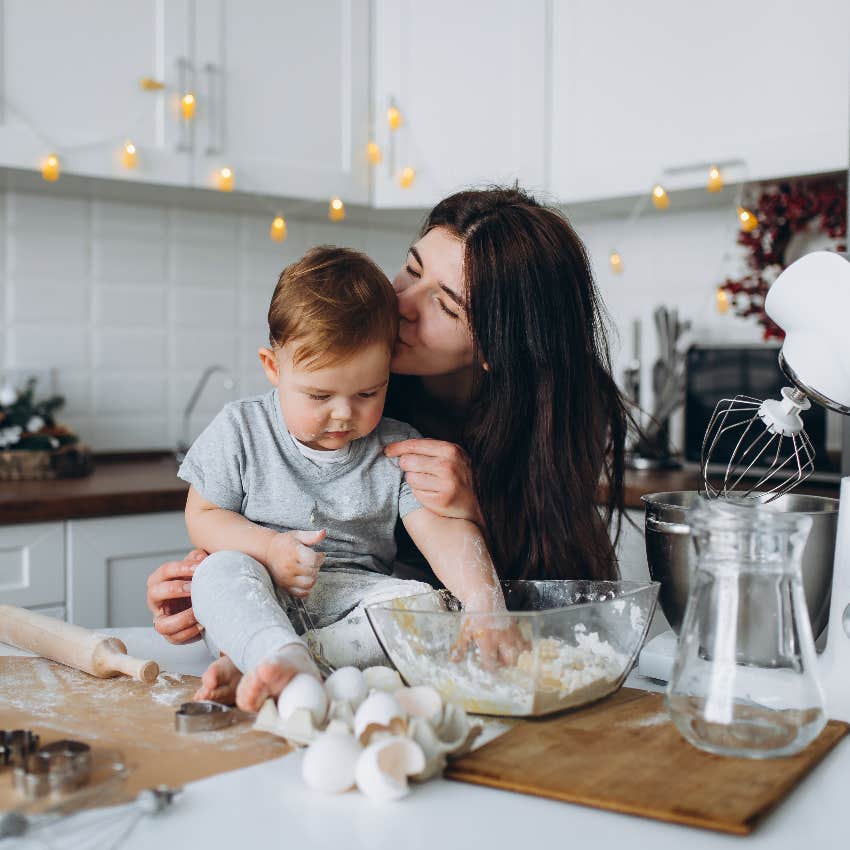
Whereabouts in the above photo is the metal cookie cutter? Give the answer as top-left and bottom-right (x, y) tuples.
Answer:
(0, 730), (40, 769)
(12, 740), (92, 799)
(175, 701), (241, 733)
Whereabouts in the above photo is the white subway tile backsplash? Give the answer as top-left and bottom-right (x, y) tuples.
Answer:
(93, 373), (167, 415)
(53, 371), (91, 417)
(10, 280), (90, 322)
(94, 286), (167, 326)
(93, 330), (167, 370)
(92, 200), (167, 237)
(11, 231), (89, 279)
(172, 330), (238, 370)
(172, 286), (238, 328)
(81, 415), (170, 451)
(172, 237), (238, 288)
(94, 236), (167, 285)
(240, 289), (272, 329)
(9, 325), (89, 369)
(8, 193), (87, 232)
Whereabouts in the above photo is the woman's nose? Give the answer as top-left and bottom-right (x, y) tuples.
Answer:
(396, 284), (418, 322)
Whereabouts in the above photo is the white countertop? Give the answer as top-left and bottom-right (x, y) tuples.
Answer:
(2, 629), (847, 849)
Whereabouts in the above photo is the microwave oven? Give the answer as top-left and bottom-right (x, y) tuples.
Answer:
(683, 344), (841, 481)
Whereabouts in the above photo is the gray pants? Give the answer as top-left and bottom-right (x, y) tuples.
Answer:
(191, 550), (434, 673)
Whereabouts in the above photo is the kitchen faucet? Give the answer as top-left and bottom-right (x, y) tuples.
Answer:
(175, 365), (235, 463)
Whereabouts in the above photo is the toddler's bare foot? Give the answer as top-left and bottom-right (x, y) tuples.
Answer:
(194, 654), (242, 704)
(236, 644), (320, 712)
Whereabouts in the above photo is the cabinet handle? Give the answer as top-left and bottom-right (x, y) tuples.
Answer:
(176, 56), (195, 154)
(203, 62), (224, 156)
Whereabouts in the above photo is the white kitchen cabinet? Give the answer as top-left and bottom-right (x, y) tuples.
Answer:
(371, 0), (547, 209)
(550, 0), (850, 202)
(0, 0), (194, 186)
(67, 512), (191, 629)
(192, 0), (371, 203)
(0, 521), (65, 609)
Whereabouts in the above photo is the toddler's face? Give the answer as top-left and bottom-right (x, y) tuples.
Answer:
(268, 341), (391, 450)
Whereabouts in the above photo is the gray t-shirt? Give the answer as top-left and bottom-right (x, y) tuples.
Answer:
(178, 389), (422, 575)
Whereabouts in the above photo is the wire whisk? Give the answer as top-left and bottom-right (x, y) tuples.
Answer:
(700, 387), (816, 503)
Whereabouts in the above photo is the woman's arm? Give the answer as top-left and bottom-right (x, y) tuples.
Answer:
(384, 439), (484, 527)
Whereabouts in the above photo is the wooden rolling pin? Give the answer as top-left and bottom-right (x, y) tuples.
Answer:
(0, 605), (160, 683)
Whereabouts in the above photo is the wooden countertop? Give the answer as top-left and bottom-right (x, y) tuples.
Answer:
(0, 455), (840, 525)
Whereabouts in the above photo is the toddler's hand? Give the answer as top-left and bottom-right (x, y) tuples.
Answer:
(265, 529), (326, 598)
(451, 613), (530, 671)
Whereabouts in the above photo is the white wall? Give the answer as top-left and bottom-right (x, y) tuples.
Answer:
(0, 191), (414, 450)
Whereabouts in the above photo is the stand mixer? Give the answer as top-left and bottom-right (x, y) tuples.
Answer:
(640, 250), (850, 722)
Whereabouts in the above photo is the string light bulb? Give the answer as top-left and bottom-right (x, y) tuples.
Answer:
(609, 249), (624, 274)
(181, 93), (196, 120)
(41, 153), (60, 182)
(737, 206), (758, 233)
(398, 166), (416, 189)
(216, 166), (234, 192)
(387, 105), (402, 130)
(651, 184), (669, 210)
(270, 215), (287, 242)
(328, 197), (346, 222)
(716, 287), (730, 314)
(706, 165), (723, 193)
(122, 141), (138, 169)
(367, 142), (383, 165)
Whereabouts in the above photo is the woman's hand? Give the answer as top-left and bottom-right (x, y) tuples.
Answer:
(384, 439), (484, 528)
(265, 529), (326, 598)
(146, 549), (207, 644)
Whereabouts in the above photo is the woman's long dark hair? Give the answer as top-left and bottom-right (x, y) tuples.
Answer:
(423, 187), (628, 582)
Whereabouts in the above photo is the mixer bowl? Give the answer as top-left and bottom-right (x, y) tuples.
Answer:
(642, 491), (838, 637)
(365, 580), (659, 717)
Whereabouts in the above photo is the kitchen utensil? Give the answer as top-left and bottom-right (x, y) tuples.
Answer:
(12, 740), (93, 798)
(0, 605), (159, 682)
(641, 490), (838, 636)
(291, 597), (335, 677)
(366, 580), (659, 717)
(0, 730), (40, 767)
(444, 687), (848, 836)
(174, 701), (249, 733)
(667, 498), (826, 758)
(700, 252), (850, 503)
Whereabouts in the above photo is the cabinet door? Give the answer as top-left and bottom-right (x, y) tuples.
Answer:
(67, 512), (191, 629)
(0, 0), (193, 186)
(0, 522), (64, 609)
(193, 0), (371, 203)
(371, 0), (547, 209)
(551, 0), (850, 202)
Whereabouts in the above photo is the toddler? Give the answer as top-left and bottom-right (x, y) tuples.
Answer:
(181, 246), (517, 712)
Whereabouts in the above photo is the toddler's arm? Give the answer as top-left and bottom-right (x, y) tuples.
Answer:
(185, 486), (325, 597)
(401, 508), (503, 611)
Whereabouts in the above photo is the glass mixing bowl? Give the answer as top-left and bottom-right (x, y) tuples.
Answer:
(365, 580), (659, 717)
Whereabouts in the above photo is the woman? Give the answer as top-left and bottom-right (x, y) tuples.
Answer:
(147, 186), (628, 652)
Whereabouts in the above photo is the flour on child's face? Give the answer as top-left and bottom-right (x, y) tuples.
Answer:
(272, 341), (391, 450)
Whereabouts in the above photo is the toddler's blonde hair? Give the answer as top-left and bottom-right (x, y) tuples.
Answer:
(268, 246), (398, 370)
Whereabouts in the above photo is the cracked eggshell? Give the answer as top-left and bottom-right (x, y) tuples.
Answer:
(302, 731), (362, 794)
(355, 736), (426, 801)
(324, 666), (368, 709)
(394, 685), (443, 725)
(362, 666), (404, 693)
(278, 673), (328, 727)
(353, 691), (406, 741)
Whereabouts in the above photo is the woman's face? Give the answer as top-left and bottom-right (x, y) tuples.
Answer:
(391, 226), (475, 376)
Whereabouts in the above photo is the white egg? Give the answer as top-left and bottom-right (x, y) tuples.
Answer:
(355, 736), (426, 801)
(324, 666), (369, 708)
(394, 685), (443, 725)
(302, 731), (362, 794)
(362, 666), (404, 693)
(353, 691), (405, 740)
(277, 673), (328, 726)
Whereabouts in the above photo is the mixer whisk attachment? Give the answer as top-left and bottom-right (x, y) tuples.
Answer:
(700, 386), (816, 503)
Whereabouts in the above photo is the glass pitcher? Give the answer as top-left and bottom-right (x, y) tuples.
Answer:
(667, 497), (826, 758)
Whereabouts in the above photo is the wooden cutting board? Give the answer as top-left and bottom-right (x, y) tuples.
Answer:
(0, 656), (291, 810)
(445, 687), (848, 835)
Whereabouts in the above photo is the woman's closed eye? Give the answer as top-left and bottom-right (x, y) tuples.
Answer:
(434, 296), (459, 319)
